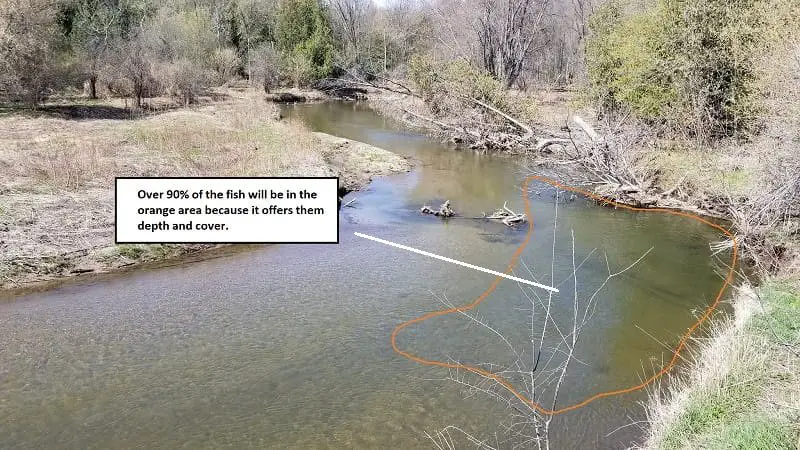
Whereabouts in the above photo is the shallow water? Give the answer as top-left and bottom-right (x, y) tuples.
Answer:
(0, 102), (730, 448)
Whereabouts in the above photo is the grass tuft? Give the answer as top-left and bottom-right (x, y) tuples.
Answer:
(702, 416), (796, 449)
(750, 284), (800, 346)
(661, 380), (762, 449)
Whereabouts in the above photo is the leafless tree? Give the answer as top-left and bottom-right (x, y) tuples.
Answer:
(0, 0), (65, 105)
(112, 29), (158, 108)
(372, 0), (432, 73)
(383, 0), (431, 50)
(416, 189), (654, 449)
(474, 0), (549, 87)
(424, 0), (550, 88)
(328, 0), (373, 59)
(249, 42), (282, 93)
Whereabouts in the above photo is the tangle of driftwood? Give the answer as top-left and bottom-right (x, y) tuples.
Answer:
(420, 200), (527, 227)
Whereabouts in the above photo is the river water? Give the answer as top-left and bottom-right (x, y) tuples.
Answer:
(0, 102), (728, 448)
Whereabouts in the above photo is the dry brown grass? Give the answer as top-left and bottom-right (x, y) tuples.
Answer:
(0, 93), (325, 261)
(125, 100), (326, 178)
(0, 94), (327, 192)
(0, 89), (408, 288)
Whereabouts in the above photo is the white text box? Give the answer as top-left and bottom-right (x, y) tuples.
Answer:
(115, 177), (339, 243)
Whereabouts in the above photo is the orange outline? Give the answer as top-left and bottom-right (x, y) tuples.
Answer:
(390, 175), (737, 415)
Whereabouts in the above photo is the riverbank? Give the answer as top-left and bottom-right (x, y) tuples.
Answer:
(367, 87), (799, 447)
(0, 90), (410, 291)
(642, 280), (800, 449)
(369, 88), (798, 268)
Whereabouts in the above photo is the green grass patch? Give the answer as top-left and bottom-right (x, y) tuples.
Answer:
(718, 170), (751, 190)
(650, 281), (799, 449)
(117, 244), (147, 260)
(116, 244), (183, 262)
(661, 379), (762, 449)
(750, 283), (800, 345)
(700, 416), (796, 449)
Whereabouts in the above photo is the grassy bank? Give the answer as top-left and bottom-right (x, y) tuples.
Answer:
(0, 90), (410, 290)
(642, 280), (800, 449)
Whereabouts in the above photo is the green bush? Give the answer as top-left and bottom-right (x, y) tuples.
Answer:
(586, 0), (767, 138)
(275, 0), (334, 85)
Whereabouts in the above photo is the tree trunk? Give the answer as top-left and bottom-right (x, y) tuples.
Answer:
(135, 82), (143, 109)
(89, 75), (97, 99)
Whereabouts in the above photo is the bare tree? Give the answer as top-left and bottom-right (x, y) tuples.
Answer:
(113, 29), (158, 108)
(424, 0), (549, 88)
(407, 187), (654, 449)
(249, 42), (282, 92)
(474, 0), (549, 88)
(328, 0), (372, 60)
(381, 0), (432, 65)
(70, 0), (128, 99)
(0, 0), (65, 105)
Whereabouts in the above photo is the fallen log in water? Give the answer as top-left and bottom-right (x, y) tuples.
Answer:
(419, 200), (527, 227)
(420, 200), (456, 217)
(483, 201), (527, 227)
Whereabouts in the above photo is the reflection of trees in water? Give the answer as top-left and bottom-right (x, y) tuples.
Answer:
(407, 151), (513, 211)
(286, 101), (518, 212)
(596, 216), (725, 390)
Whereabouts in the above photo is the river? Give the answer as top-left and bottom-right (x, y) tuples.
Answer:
(0, 102), (727, 449)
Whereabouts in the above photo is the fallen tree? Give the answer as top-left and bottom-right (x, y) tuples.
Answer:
(483, 201), (527, 226)
(421, 200), (456, 217)
(420, 200), (528, 227)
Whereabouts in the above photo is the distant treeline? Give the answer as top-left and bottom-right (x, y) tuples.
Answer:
(0, 0), (428, 106)
(0, 0), (593, 104)
(1, 0), (796, 138)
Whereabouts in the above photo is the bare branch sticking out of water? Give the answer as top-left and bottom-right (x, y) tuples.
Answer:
(484, 201), (527, 226)
(423, 187), (655, 449)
